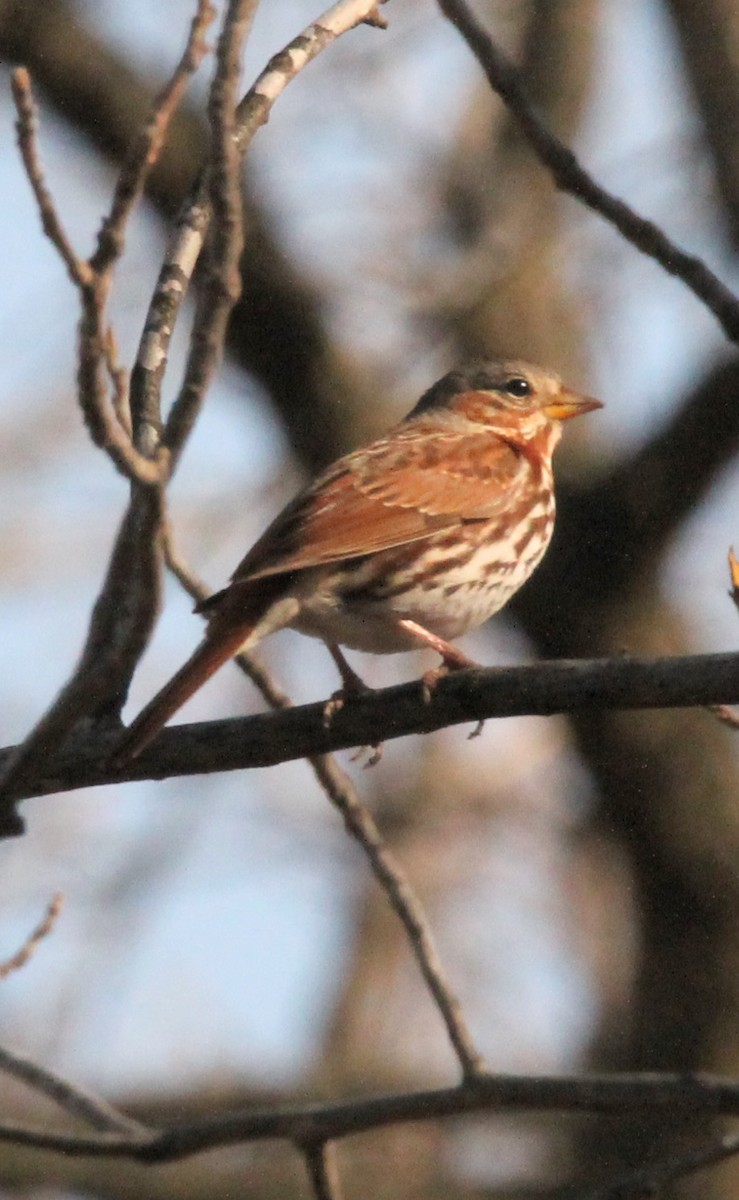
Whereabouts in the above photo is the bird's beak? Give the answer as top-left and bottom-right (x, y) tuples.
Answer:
(544, 386), (603, 422)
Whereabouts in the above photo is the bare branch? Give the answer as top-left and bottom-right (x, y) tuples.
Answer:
(158, 0), (385, 461)
(233, 0), (388, 150)
(4, 648), (739, 815)
(437, 0), (739, 343)
(163, 529), (483, 1079)
(162, 0), (255, 460)
(90, 0), (216, 274)
(0, 488), (165, 817)
(11, 67), (168, 484)
(75, 289), (169, 483)
(0, 1045), (145, 1135)
(310, 749), (484, 1078)
(10, 67), (92, 288)
(0, 894), (63, 981)
(129, 0), (386, 455)
(0, 3), (227, 808)
(2, 1070), (739, 1163)
(3, 0), (389, 826)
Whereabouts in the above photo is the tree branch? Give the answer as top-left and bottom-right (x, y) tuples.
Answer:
(0, 0), (384, 474)
(0, 894), (63, 980)
(160, 0), (254, 460)
(0, 1045), (146, 1136)
(1, 649), (739, 814)
(2, 1070), (739, 1163)
(90, 0), (216, 275)
(0, 0), (384, 822)
(437, 0), (739, 343)
(165, 530), (484, 1080)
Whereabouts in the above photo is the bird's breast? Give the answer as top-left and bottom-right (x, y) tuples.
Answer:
(288, 484), (555, 653)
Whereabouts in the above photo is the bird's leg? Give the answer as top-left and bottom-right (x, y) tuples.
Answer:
(326, 642), (371, 696)
(397, 618), (478, 680)
(396, 618), (484, 739)
(322, 643), (382, 765)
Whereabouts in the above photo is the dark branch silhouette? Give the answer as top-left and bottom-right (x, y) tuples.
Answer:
(2, 649), (739, 812)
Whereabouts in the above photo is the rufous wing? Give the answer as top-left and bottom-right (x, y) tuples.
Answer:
(228, 422), (527, 584)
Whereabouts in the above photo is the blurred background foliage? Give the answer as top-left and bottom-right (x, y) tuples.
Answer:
(2, 0), (739, 1195)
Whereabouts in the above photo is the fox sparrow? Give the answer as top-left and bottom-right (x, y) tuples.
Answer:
(116, 360), (601, 761)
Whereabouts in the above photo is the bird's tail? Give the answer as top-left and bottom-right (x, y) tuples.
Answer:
(112, 622), (256, 765)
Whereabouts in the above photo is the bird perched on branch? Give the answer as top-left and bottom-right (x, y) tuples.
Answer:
(114, 360), (601, 762)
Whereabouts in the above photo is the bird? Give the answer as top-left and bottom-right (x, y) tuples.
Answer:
(114, 360), (602, 762)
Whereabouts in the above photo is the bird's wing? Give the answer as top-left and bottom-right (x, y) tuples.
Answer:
(228, 425), (528, 583)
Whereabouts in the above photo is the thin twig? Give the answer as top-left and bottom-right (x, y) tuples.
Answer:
(91, 0), (216, 274)
(233, 0), (388, 151)
(104, 327), (132, 435)
(11, 66), (167, 484)
(130, 0), (386, 458)
(76, 286), (168, 483)
(10, 68), (92, 289)
(162, 0), (255, 461)
(0, 894), (63, 981)
(0, 1045), (146, 1135)
(74, 0), (215, 479)
(162, 529), (483, 1078)
(436, 0), (739, 344)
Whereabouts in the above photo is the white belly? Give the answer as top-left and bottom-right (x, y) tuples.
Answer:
(288, 502), (554, 655)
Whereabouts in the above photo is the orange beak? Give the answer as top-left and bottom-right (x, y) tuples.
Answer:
(544, 386), (603, 422)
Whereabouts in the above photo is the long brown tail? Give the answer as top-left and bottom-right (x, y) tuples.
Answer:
(112, 623), (256, 765)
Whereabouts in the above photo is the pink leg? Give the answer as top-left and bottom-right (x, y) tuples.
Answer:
(397, 619), (484, 739)
(396, 618), (478, 671)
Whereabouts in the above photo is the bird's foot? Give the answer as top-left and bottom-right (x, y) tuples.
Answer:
(322, 684), (383, 768)
(420, 646), (478, 703)
(322, 642), (383, 764)
(322, 643), (374, 727)
(322, 679), (373, 727)
(421, 663), (448, 705)
(352, 741), (384, 768)
(415, 635), (484, 739)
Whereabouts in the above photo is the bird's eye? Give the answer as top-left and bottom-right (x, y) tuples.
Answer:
(504, 377), (531, 398)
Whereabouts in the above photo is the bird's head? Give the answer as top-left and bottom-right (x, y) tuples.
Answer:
(408, 360), (602, 438)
